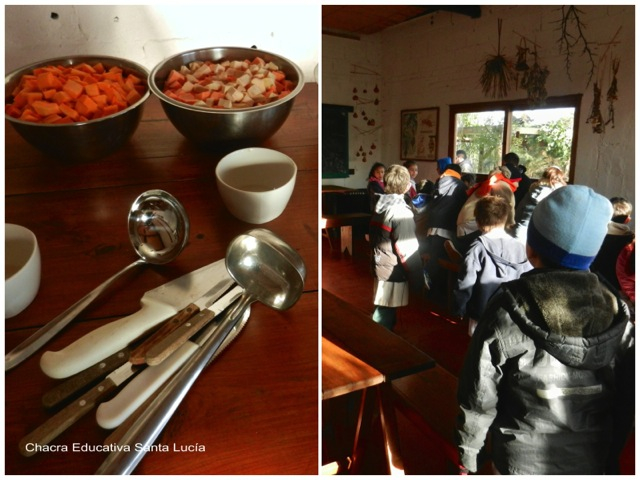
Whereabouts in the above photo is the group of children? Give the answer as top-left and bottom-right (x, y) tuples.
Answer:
(366, 158), (635, 475)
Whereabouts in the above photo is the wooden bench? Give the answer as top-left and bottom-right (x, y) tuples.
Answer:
(391, 366), (460, 469)
(391, 366), (494, 474)
(322, 213), (370, 255)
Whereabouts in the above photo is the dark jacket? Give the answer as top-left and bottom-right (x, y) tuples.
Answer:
(453, 232), (532, 318)
(456, 269), (635, 474)
(369, 193), (422, 287)
(513, 183), (555, 242)
(367, 179), (385, 212)
(422, 172), (467, 232)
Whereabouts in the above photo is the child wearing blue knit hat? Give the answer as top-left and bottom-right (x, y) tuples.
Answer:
(456, 185), (635, 475)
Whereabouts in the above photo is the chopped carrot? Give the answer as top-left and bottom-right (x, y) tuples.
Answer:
(42, 89), (58, 99)
(62, 79), (84, 99)
(75, 95), (99, 117)
(125, 89), (142, 105)
(31, 100), (60, 117)
(84, 83), (100, 97)
(59, 103), (80, 121)
(6, 61), (148, 124)
(20, 109), (41, 122)
(52, 90), (72, 104)
(42, 113), (63, 124)
(36, 72), (62, 91)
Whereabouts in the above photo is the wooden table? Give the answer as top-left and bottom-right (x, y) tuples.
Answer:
(5, 84), (318, 475)
(322, 290), (436, 475)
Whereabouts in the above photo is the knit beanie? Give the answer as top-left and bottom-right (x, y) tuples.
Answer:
(527, 185), (613, 270)
(437, 157), (452, 172)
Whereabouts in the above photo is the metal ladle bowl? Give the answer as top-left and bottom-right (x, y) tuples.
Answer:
(5, 190), (189, 371)
(96, 228), (306, 475)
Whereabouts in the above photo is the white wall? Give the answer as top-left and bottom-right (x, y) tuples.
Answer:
(322, 5), (635, 210)
(5, 5), (319, 82)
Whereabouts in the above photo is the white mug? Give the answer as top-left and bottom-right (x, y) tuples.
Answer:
(215, 148), (297, 224)
(5, 224), (41, 318)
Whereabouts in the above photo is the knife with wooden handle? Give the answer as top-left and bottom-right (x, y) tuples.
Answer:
(96, 298), (247, 431)
(19, 363), (139, 457)
(39, 278), (235, 411)
(41, 348), (131, 410)
(40, 258), (230, 379)
(144, 285), (243, 366)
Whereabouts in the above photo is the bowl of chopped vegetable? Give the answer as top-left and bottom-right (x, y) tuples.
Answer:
(148, 46), (304, 149)
(5, 55), (150, 162)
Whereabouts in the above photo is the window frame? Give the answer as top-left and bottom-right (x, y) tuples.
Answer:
(448, 94), (582, 182)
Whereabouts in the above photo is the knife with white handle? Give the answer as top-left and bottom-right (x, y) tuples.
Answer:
(96, 287), (246, 430)
(40, 278), (235, 409)
(40, 258), (230, 379)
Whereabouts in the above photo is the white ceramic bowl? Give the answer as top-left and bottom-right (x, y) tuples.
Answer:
(215, 148), (297, 224)
(5, 224), (41, 318)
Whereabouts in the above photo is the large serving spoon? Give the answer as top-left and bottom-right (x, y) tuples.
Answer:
(5, 190), (189, 372)
(95, 228), (305, 475)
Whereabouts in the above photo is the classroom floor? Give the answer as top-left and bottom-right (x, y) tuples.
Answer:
(321, 232), (635, 475)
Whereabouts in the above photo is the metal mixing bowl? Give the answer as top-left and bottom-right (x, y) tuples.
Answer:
(5, 55), (150, 162)
(149, 46), (304, 150)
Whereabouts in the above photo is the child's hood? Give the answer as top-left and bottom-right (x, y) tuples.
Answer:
(477, 235), (532, 278)
(374, 193), (408, 214)
(504, 269), (633, 370)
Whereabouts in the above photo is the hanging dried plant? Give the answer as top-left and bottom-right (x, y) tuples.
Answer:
(515, 39), (530, 90)
(587, 82), (604, 134)
(480, 19), (515, 99)
(522, 49), (550, 105)
(605, 57), (620, 128)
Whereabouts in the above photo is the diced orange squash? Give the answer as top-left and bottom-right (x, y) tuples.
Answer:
(36, 72), (62, 91)
(42, 113), (63, 124)
(84, 83), (100, 97)
(52, 90), (72, 104)
(62, 79), (84, 99)
(31, 100), (60, 117)
(75, 94), (99, 117)
(59, 103), (80, 121)
(7, 61), (147, 123)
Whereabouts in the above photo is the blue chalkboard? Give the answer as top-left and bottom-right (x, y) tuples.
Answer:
(322, 104), (353, 178)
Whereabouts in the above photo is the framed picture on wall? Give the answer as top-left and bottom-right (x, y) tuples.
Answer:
(401, 107), (439, 161)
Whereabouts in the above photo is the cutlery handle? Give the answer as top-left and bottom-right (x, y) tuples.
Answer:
(144, 309), (217, 366)
(95, 295), (252, 475)
(128, 303), (200, 365)
(41, 348), (130, 410)
(96, 342), (197, 429)
(19, 377), (116, 457)
(5, 260), (143, 372)
(40, 299), (177, 379)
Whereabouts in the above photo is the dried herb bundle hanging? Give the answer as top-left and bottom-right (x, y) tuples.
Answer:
(480, 19), (515, 99)
(523, 49), (550, 105)
(587, 82), (604, 133)
(605, 57), (619, 128)
(515, 38), (530, 90)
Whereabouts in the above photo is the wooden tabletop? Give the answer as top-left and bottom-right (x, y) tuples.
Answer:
(322, 337), (383, 400)
(5, 83), (318, 475)
(322, 290), (436, 381)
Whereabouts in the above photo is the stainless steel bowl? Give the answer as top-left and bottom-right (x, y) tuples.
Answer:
(5, 55), (150, 162)
(149, 46), (304, 150)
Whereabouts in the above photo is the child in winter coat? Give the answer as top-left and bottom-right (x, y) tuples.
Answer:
(369, 164), (423, 330)
(456, 185), (635, 475)
(453, 195), (532, 336)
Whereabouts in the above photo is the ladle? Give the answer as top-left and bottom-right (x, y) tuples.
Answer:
(5, 190), (189, 372)
(95, 228), (305, 475)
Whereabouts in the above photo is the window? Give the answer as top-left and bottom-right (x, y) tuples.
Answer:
(449, 95), (581, 181)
